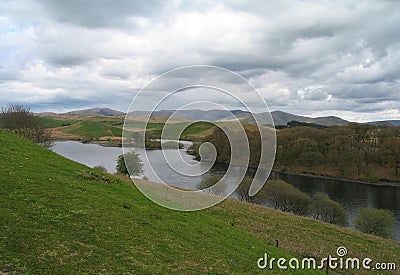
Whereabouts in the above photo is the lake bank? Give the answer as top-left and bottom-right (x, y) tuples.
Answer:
(271, 169), (400, 188)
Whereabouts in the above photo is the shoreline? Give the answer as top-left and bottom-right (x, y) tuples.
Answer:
(272, 169), (400, 188)
(52, 139), (400, 188)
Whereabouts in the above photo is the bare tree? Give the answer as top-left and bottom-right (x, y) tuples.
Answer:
(0, 105), (52, 147)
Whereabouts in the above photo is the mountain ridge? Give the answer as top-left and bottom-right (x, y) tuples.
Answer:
(40, 107), (351, 126)
(63, 107), (124, 116)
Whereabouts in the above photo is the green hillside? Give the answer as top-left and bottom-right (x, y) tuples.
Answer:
(62, 121), (123, 139)
(146, 121), (216, 140)
(38, 117), (76, 128)
(0, 130), (398, 273)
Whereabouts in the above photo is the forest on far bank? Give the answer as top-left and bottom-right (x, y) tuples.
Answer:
(193, 122), (400, 183)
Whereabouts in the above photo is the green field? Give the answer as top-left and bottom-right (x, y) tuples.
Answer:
(51, 117), (214, 140)
(38, 117), (76, 128)
(124, 122), (164, 130)
(1, 130), (398, 273)
(62, 121), (123, 139)
(145, 121), (216, 140)
(180, 121), (215, 136)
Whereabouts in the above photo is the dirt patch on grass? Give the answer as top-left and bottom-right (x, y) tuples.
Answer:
(48, 127), (83, 140)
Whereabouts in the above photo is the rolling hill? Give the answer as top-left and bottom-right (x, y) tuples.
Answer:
(222, 110), (349, 126)
(54, 107), (350, 126)
(128, 109), (348, 126)
(64, 108), (124, 116)
(128, 109), (250, 121)
(366, 120), (400, 126)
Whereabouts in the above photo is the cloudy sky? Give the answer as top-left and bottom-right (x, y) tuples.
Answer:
(1, 0), (399, 121)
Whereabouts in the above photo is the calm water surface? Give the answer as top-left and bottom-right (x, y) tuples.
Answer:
(52, 141), (400, 241)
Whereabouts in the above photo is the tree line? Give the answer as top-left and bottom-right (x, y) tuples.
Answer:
(275, 123), (400, 182)
(192, 122), (400, 182)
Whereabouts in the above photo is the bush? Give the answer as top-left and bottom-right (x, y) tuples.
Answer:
(354, 207), (394, 238)
(116, 151), (144, 177)
(310, 193), (348, 226)
(93, 165), (108, 173)
(262, 180), (312, 216)
(0, 105), (52, 147)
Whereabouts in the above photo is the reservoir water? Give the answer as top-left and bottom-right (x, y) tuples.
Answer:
(52, 140), (400, 241)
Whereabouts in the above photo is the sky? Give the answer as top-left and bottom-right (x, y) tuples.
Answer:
(1, 0), (400, 122)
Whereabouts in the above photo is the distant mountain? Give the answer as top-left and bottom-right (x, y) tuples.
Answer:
(64, 108), (124, 116)
(222, 110), (348, 126)
(36, 112), (58, 117)
(366, 120), (400, 126)
(272, 111), (349, 126)
(128, 109), (250, 121)
(56, 107), (349, 126)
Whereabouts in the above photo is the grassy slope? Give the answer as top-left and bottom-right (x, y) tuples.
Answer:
(0, 130), (308, 274)
(62, 121), (123, 139)
(49, 116), (214, 142)
(38, 117), (76, 128)
(1, 130), (398, 274)
(145, 121), (216, 140)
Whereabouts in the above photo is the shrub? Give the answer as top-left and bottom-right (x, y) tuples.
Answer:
(77, 170), (119, 184)
(262, 180), (312, 216)
(354, 207), (394, 238)
(93, 165), (108, 173)
(0, 104), (52, 147)
(310, 193), (348, 226)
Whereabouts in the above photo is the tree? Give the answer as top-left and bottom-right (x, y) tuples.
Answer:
(0, 104), (52, 147)
(310, 193), (348, 226)
(289, 188), (312, 216)
(262, 180), (311, 216)
(354, 207), (394, 239)
(380, 138), (400, 175)
(116, 151), (144, 177)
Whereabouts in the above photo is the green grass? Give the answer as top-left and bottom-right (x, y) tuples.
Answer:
(38, 117), (76, 128)
(179, 121), (215, 136)
(54, 119), (214, 141)
(124, 122), (164, 130)
(145, 121), (216, 140)
(0, 130), (307, 273)
(0, 130), (398, 274)
(62, 121), (122, 139)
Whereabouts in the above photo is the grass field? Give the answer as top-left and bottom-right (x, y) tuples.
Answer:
(61, 121), (123, 139)
(1, 130), (399, 273)
(145, 121), (216, 140)
(45, 114), (214, 142)
(124, 122), (164, 130)
(38, 117), (76, 128)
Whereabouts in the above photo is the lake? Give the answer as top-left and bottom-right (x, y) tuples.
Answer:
(52, 141), (400, 241)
